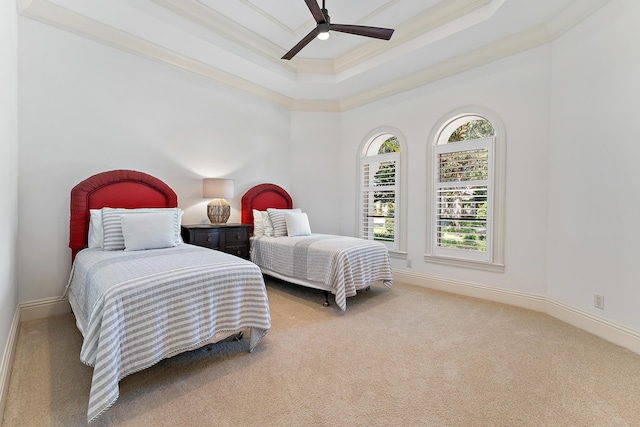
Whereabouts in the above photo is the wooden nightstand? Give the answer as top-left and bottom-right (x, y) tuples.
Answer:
(181, 224), (250, 260)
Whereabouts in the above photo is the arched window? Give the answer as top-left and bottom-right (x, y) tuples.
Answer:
(359, 130), (405, 253)
(427, 108), (505, 271)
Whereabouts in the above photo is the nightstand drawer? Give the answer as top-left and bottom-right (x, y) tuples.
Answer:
(225, 228), (248, 244)
(225, 244), (249, 259)
(193, 230), (221, 247)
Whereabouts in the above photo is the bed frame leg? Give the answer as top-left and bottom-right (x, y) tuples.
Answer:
(323, 291), (330, 307)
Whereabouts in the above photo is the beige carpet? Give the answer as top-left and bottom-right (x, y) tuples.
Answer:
(3, 278), (640, 427)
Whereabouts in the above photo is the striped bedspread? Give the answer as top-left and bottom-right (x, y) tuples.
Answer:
(251, 234), (392, 310)
(66, 245), (271, 423)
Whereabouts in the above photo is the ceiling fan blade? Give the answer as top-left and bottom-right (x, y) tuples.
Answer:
(282, 27), (321, 60)
(305, 0), (325, 24)
(329, 24), (394, 40)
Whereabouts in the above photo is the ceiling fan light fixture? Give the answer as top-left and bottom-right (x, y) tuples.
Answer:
(281, 0), (394, 60)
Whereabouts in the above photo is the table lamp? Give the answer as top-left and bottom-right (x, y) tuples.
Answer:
(203, 178), (234, 224)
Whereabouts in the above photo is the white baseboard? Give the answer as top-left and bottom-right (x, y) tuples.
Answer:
(19, 297), (71, 322)
(394, 270), (640, 355)
(0, 307), (20, 421)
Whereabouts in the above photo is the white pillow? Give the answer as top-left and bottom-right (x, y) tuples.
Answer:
(263, 211), (274, 237)
(120, 212), (177, 251)
(88, 209), (103, 248)
(253, 209), (265, 237)
(267, 208), (302, 237)
(102, 207), (182, 250)
(285, 212), (312, 237)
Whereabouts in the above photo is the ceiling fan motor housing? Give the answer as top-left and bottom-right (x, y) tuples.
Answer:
(321, 8), (330, 24)
(281, 0), (394, 60)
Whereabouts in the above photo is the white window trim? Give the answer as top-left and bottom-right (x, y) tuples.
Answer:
(357, 127), (408, 257)
(425, 107), (506, 272)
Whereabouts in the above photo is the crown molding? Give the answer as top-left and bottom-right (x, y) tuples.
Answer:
(339, 0), (612, 111)
(339, 24), (552, 111)
(290, 99), (341, 112)
(334, 0), (491, 74)
(18, 0), (296, 109)
(18, 0), (612, 113)
(150, 0), (299, 73)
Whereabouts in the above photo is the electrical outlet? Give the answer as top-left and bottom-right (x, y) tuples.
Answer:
(594, 294), (604, 310)
(406, 259), (412, 268)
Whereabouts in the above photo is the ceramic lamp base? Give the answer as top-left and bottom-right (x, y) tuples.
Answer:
(207, 199), (230, 224)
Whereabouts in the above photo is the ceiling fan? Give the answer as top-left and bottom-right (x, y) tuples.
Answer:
(281, 0), (395, 60)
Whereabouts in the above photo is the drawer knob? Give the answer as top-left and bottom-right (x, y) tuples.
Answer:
(207, 236), (212, 242)
(236, 233), (241, 239)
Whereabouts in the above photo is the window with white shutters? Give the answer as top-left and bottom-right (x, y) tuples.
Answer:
(359, 133), (402, 253)
(362, 152), (399, 249)
(433, 137), (493, 261)
(427, 110), (505, 271)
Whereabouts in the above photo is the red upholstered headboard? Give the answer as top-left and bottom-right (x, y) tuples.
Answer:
(69, 170), (178, 261)
(241, 183), (293, 228)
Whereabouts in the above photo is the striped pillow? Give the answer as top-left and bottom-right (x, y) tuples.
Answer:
(267, 208), (301, 237)
(102, 207), (182, 250)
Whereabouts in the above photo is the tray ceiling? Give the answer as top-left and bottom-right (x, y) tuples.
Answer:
(18, 0), (610, 111)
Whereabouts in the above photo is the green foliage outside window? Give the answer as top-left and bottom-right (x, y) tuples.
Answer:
(448, 120), (494, 142)
(438, 120), (493, 251)
(373, 136), (399, 242)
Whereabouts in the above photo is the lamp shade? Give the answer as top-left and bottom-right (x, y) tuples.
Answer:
(203, 178), (234, 199)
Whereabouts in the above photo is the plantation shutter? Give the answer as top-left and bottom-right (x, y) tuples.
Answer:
(433, 137), (493, 261)
(361, 152), (399, 250)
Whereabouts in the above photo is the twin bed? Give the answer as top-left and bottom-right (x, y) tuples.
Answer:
(241, 183), (393, 310)
(66, 170), (271, 423)
(66, 171), (392, 423)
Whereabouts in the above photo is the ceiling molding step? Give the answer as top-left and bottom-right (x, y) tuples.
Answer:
(152, 0), (336, 75)
(234, 0), (312, 35)
(17, 0), (614, 114)
(150, 0), (294, 72)
(335, 0), (614, 111)
(19, 0), (295, 109)
(545, 0), (612, 38)
(339, 24), (552, 112)
(288, 58), (336, 75)
(354, 0), (404, 26)
(334, 0), (491, 73)
(290, 99), (341, 112)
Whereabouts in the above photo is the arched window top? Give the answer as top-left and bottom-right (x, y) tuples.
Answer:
(437, 115), (495, 146)
(363, 133), (401, 156)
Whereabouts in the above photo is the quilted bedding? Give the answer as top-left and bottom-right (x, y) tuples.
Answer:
(66, 244), (271, 423)
(250, 234), (393, 310)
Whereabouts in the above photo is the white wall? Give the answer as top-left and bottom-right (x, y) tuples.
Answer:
(289, 111), (342, 235)
(338, 45), (552, 297)
(0, 0), (19, 413)
(17, 18), (291, 303)
(548, 0), (640, 331)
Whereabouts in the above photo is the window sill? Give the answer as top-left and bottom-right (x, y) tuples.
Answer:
(423, 254), (504, 273)
(389, 251), (407, 260)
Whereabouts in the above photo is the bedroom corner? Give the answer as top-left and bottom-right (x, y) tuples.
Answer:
(0, 0), (19, 420)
